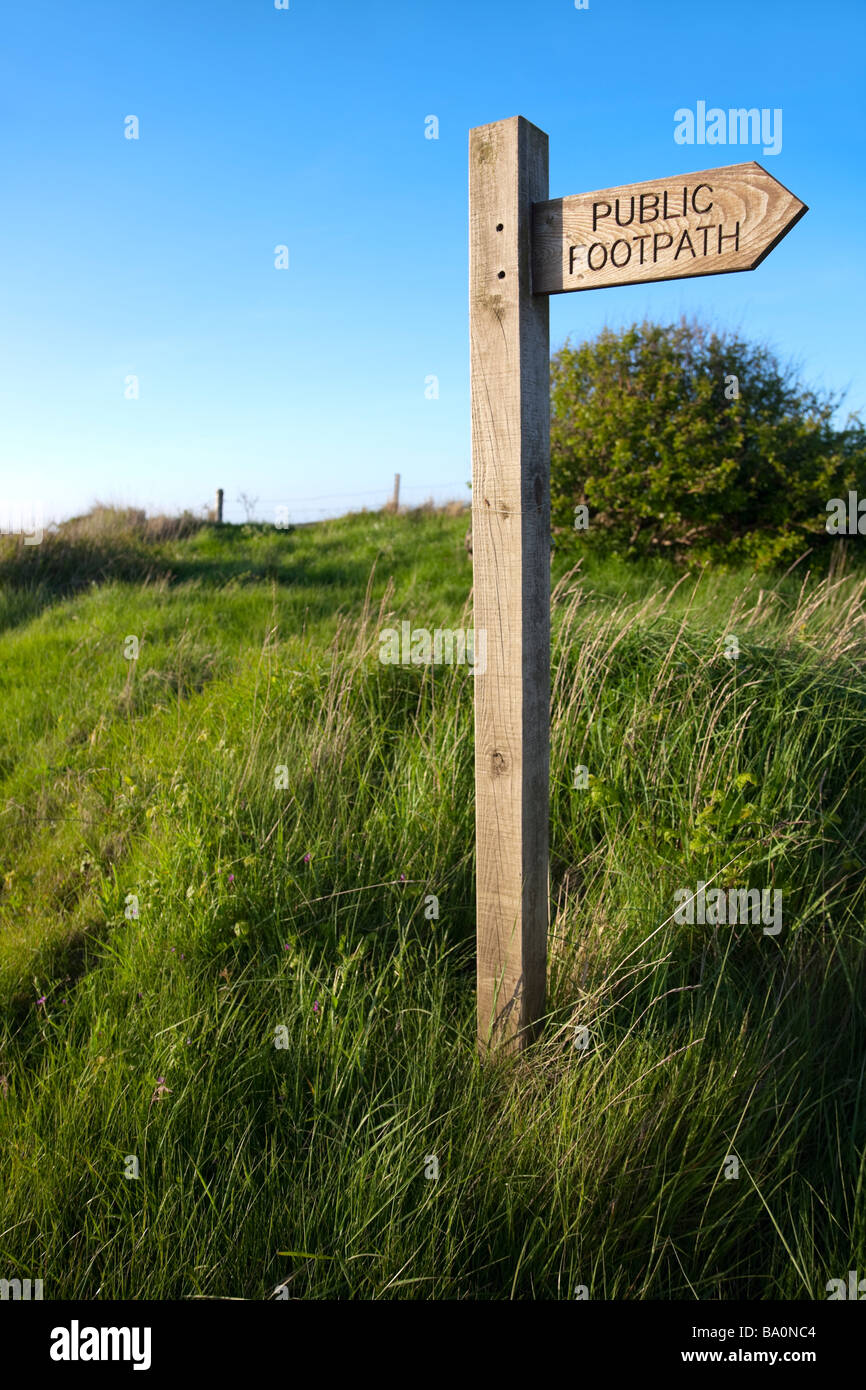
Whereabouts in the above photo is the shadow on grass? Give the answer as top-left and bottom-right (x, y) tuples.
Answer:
(0, 538), (386, 633)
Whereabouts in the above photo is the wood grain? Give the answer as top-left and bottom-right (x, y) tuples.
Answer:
(532, 161), (807, 295)
(470, 116), (550, 1052)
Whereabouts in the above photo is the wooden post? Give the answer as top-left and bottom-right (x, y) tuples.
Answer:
(215, 488), (224, 524)
(392, 473), (401, 512)
(470, 116), (550, 1052)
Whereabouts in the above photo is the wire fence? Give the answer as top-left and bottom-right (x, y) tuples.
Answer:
(218, 481), (470, 524)
(0, 484), (472, 537)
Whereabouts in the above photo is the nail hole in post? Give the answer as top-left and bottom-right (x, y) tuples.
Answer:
(497, 270), (505, 278)
(496, 223), (503, 231)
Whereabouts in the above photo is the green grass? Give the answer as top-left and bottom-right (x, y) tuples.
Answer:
(1, 506), (865, 1299)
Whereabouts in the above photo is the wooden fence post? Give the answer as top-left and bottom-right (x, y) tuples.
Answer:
(469, 116), (550, 1052)
(392, 473), (401, 512)
(215, 489), (224, 524)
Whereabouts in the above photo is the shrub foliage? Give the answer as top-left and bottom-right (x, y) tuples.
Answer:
(550, 318), (866, 568)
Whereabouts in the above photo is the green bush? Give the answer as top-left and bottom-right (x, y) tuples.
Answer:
(550, 318), (866, 568)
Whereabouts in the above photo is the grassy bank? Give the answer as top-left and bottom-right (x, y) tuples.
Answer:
(0, 509), (864, 1298)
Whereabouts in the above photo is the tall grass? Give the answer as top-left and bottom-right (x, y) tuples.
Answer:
(0, 511), (863, 1298)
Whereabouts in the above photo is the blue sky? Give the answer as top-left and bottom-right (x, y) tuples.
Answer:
(1, 0), (863, 526)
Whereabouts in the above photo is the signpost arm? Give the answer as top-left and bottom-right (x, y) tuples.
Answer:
(469, 116), (550, 1052)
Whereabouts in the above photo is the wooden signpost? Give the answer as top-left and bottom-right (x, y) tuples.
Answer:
(470, 116), (807, 1052)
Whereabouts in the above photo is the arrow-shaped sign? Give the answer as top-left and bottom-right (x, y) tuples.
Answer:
(531, 161), (807, 295)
